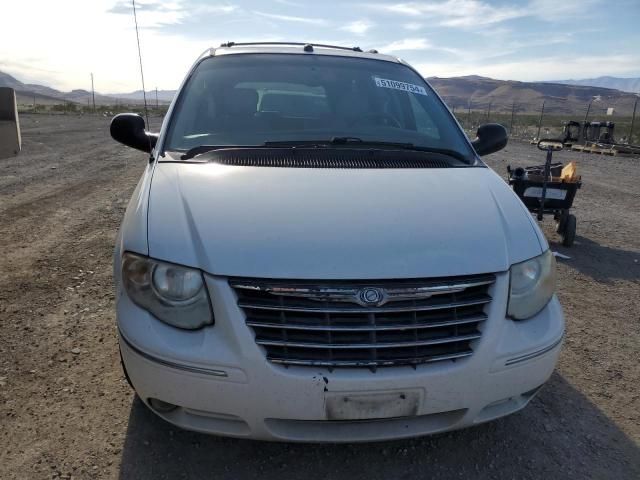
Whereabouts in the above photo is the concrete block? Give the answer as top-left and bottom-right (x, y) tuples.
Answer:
(0, 87), (21, 159)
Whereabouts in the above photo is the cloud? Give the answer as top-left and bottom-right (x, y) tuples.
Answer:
(0, 59), (63, 87)
(369, 0), (600, 29)
(528, 0), (598, 17)
(403, 22), (423, 31)
(373, 0), (526, 27)
(380, 38), (432, 52)
(196, 4), (237, 14)
(108, 0), (177, 14)
(254, 11), (328, 25)
(273, 0), (303, 5)
(1, 0), (629, 94)
(379, 38), (466, 59)
(0, 0), (217, 91)
(108, 0), (188, 27)
(108, 1), (237, 28)
(413, 54), (640, 81)
(341, 20), (374, 35)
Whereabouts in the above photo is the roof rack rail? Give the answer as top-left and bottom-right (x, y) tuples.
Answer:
(219, 41), (366, 53)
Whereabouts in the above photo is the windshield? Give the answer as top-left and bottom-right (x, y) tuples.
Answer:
(164, 53), (475, 163)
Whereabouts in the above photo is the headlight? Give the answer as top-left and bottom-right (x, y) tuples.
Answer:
(121, 252), (213, 329)
(508, 249), (556, 320)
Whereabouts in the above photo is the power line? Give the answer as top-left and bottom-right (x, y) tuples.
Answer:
(132, 0), (150, 129)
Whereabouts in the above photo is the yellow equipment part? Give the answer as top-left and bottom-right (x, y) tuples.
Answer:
(561, 161), (579, 182)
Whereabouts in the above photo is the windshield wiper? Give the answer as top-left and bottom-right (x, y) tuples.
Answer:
(331, 137), (416, 148)
(263, 137), (414, 149)
(181, 139), (468, 163)
(264, 138), (468, 162)
(181, 145), (240, 160)
(183, 140), (417, 160)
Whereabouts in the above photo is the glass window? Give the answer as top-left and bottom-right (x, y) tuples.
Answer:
(164, 54), (474, 162)
(409, 94), (441, 140)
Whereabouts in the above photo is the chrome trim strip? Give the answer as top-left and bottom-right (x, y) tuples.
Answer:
(384, 281), (492, 301)
(256, 333), (482, 349)
(238, 296), (491, 313)
(505, 334), (565, 366)
(232, 275), (494, 368)
(269, 350), (473, 367)
(231, 277), (495, 307)
(119, 331), (228, 377)
(247, 315), (486, 332)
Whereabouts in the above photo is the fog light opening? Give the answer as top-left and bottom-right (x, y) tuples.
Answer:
(148, 398), (178, 413)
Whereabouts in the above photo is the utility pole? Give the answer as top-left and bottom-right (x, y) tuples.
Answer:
(582, 96), (599, 143)
(536, 101), (546, 141)
(467, 101), (471, 130)
(33, 95), (36, 112)
(584, 97), (596, 124)
(510, 102), (516, 134)
(91, 73), (96, 112)
(155, 87), (159, 109)
(629, 96), (638, 144)
(486, 101), (492, 122)
(584, 101), (591, 124)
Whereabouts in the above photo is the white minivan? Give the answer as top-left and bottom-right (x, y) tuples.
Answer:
(111, 42), (564, 442)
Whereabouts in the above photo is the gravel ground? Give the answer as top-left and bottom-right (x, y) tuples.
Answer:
(1, 114), (639, 479)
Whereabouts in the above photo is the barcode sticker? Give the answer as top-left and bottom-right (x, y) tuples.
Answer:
(374, 77), (428, 96)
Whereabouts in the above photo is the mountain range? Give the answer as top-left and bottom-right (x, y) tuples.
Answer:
(107, 89), (176, 102)
(0, 71), (169, 106)
(550, 76), (640, 94)
(427, 75), (639, 115)
(1, 70), (638, 115)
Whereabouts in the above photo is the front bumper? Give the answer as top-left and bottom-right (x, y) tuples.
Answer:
(117, 272), (564, 442)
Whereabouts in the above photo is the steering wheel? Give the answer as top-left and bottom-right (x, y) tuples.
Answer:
(350, 113), (402, 128)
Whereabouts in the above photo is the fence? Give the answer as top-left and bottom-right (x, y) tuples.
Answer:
(17, 98), (168, 116)
(451, 97), (640, 145)
(14, 93), (640, 145)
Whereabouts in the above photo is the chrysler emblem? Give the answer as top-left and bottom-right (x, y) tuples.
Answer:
(358, 287), (385, 306)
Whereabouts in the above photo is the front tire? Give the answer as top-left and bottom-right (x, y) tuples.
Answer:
(555, 210), (568, 234)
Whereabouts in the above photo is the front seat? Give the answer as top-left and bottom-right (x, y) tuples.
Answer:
(219, 88), (258, 129)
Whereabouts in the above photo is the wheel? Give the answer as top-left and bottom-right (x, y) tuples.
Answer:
(561, 214), (576, 247)
(555, 210), (569, 234)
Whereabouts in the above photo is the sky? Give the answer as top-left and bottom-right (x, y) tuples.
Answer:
(1, 0), (639, 93)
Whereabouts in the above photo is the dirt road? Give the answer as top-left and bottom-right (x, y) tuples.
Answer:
(1, 114), (639, 479)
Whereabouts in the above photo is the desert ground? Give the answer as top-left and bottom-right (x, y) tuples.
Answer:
(1, 114), (639, 479)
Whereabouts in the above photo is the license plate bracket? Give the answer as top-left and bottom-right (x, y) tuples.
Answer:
(325, 390), (422, 421)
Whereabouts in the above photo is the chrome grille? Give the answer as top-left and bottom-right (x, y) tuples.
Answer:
(230, 274), (495, 369)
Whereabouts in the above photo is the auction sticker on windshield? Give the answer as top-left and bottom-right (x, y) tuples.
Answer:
(374, 77), (428, 96)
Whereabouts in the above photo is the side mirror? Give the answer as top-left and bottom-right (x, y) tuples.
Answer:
(0, 87), (21, 160)
(110, 113), (158, 153)
(471, 123), (508, 156)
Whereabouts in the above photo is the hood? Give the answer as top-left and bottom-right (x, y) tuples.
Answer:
(147, 163), (545, 279)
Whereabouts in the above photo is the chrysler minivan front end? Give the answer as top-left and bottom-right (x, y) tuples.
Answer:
(112, 43), (564, 441)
